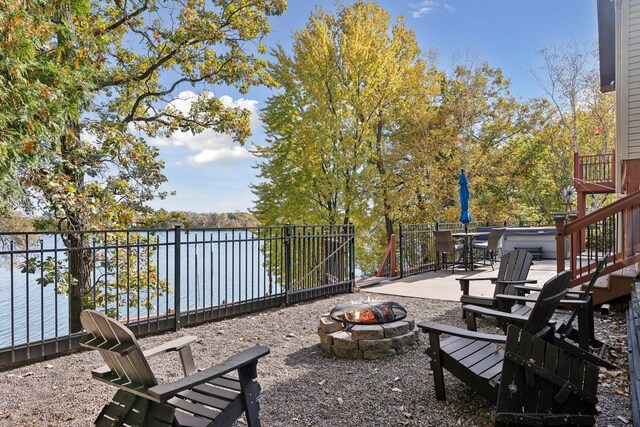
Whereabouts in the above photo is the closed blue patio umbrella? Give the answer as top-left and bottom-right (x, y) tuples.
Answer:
(459, 170), (472, 231)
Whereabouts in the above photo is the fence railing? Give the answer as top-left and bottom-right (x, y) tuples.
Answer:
(398, 220), (554, 278)
(0, 224), (355, 369)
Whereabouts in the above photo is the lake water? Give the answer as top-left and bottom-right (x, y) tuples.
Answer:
(0, 230), (283, 348)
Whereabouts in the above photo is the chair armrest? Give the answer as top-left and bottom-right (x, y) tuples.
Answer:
(459, 276), (498, 294)
(458, 276), (498, 282)
(147, 345), (270, 401)
(566, 290), (587, 297)
(143, 336), (199, 359)
(417, 320), (506, 343)
(462, 304), (530, 326)
(495, 279), (537, 285)
(495, 294), (539, 304)
(558, 299), (588, 306)
(513, 285), (543, 295)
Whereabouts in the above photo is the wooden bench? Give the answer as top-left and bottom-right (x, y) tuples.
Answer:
(514, 246), (543, 260)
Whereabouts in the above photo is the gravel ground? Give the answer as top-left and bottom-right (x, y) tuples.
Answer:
(0, 291), (631, 426)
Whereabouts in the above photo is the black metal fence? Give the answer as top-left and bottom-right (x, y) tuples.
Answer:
(398, 220), (553, 278)
(0, 224), (355, 369)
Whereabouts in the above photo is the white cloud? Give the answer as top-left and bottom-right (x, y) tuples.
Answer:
(149, 91), (259, 166)
(410, 1), (454, 18)
(188, 146), (254, 165)
(410, 0), (437, 18)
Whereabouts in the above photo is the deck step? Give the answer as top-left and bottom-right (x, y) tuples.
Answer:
(586, 263), (639, 305)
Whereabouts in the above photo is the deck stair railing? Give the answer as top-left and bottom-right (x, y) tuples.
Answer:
(555, 188), (640, 288)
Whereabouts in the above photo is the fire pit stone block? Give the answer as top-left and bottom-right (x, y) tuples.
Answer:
(318, 327), (334, 349)
(350, 325), (384, 340)
(392, 330), (420, 354)
(319, 316), (343, 334)
(404, 315), (416, 329)
(332, 331), (358, 350)
(359, 338), (393, 352)
(363, 349), (397, 360)
(334, 348), (363, 359)
(382, 321), (412, 338)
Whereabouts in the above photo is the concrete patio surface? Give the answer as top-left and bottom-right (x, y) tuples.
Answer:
(360, 259), (559, 302)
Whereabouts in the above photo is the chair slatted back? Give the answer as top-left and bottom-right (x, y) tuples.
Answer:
(523, 270), (572, 335)
(493, 249), (534, 297)
(433, 230), (456, 253)
(565, 257), (607, 328)
(80, 310), (157, 388)
(496, 324), (598, 427)
(486, 228), (506, 252)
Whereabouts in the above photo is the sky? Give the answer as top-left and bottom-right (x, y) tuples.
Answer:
(147, 0), (600, 214)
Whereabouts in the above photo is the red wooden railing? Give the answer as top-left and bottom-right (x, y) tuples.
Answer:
(556, 188), (640, 287)
(574, 151), (615, 186)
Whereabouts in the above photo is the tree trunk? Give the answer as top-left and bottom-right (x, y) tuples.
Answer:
(60, 128), (92, 332)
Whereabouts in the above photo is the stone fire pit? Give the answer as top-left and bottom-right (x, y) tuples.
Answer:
(317, 300), (420, 360)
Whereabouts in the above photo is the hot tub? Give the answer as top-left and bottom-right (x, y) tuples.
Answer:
(502, 227), (568, 260)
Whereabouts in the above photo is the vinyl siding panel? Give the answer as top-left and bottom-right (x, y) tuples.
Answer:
(628, 6), (640, 159)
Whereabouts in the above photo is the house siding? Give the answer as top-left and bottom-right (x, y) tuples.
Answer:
(627, 0), (640, 159)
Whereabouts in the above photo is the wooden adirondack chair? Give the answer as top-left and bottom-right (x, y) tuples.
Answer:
(459, 249), (536, 319)
(419, 270), (571, 403)
(79, 310), (270, 427)
(495, 324), (600, 427)
(471, 258), (609, 357)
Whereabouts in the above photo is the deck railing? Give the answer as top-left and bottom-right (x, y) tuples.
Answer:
(0, 224), (355, 370)
(398, 220), (552, 278)
(574, 151), (615, 185)
(555, 189), (640, 287)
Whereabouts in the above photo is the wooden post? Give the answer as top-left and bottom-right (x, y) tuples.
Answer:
(568, 211), (579, 274)
(554, 213), (567, 273)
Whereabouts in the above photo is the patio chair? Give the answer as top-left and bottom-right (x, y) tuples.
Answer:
(459, 249), (536, 319)
(494, 324), (600, 426)
(433, 230), (464, 273)
(474, 257), (611, 363)
(472, 227), (505, 270)
(419, 270), (571, 403)
(79, 310), (270, 427)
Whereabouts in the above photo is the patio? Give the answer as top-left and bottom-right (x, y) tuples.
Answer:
(0, 263), (631, 426)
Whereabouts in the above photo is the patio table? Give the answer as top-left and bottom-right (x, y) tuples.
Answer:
(451, 231), (489, 271)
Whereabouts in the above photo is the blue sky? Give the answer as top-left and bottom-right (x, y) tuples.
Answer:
(147, 0), (599, 214)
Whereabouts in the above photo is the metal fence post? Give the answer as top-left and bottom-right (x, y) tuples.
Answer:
(349, 223), (355, 292)
(398, 223), (404, 278)
(284, 224), (292, 306)
(174, 225), (182, 331)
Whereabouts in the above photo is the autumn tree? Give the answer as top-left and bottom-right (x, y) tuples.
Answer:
(533, 41), (615, 213)
(10, 0), (286, 330)
(254, 1), (432, 235)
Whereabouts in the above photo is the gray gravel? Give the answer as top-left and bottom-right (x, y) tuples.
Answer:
(0, 292), (631, 426)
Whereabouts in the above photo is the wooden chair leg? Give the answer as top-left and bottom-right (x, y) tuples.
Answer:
(466, 311), (478, 331)
(239, 364), (261, 427)
(428, 332), (446, 401)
